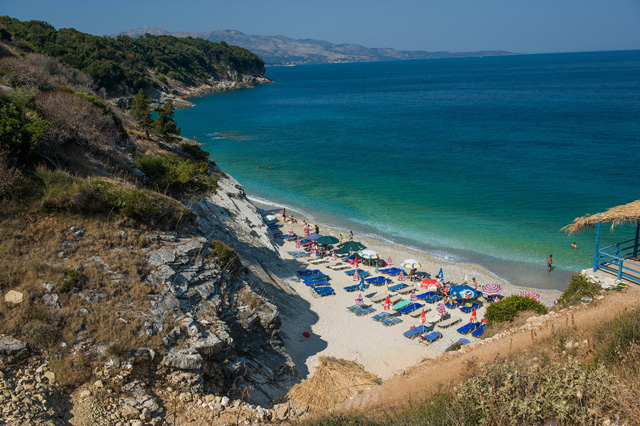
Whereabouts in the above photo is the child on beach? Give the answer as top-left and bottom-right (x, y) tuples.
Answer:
(339, 233), (343, 244)
(471, 277), (478, 289)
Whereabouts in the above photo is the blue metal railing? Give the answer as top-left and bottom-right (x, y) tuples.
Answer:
(596, 237), (640, 284)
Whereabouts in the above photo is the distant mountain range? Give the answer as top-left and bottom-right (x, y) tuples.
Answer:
(112, 27), (515, 66)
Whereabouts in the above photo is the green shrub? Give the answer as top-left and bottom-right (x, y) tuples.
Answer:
(89, 178), (195, 230)
(558, 273), (601, 306)
(60, 268), (83, 292)
(136, 153), (217, 197)
(594, 306), (640, 365)
(485, 295), (548, 324)
(179, 142), (210, 162)
(35, 167), (85, 212)
(210, 240), (241, 273)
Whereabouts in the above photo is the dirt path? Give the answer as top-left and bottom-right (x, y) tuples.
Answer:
(337, 286), (640, 413)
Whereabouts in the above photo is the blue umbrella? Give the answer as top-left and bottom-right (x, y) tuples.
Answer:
(358, 278), (366, 292)
(436, 268), (444, 280)
(449, 285), (481, 299)
(307, 234), (323, 241)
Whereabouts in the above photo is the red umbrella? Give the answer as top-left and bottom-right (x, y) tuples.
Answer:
(384, 296), (392, 311)
(421, 278), (442, 291)
(420, 309), (426, 325)
(470, 307), (477, 323)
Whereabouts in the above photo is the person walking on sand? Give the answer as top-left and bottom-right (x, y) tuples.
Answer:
(314, 224), (319, 235)
(471, 277), (478, 289)
(339, 233), (343, 244)
(547, 254), (553, 272)
(349, 230), (353, 242)
(282, 208), (286, 220)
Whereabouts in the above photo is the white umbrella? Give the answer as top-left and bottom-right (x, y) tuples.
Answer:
(264, 214), (277, 222)
(400, 259), (422, 269)
(358, 250), (380, 260)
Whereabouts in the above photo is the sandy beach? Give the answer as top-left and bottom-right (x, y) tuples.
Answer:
(256, 202), (561, 381)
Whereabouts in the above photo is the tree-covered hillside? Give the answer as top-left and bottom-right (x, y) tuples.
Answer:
(0, 16), (265, 93)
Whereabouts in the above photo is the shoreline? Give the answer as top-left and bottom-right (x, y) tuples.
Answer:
(249, 195), (572, 292)
(251, 196), (562, 381)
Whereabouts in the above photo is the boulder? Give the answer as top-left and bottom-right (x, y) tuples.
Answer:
(0, 336), (28, 358)
(4, 290), (23, 304)
(162, 350), (203, 370)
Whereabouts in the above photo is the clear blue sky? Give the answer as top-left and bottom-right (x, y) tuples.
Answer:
(4, 0), (640, 53)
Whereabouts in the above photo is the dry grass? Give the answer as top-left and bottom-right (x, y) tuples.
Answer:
(0, 211), (164, 366)
(563, 199), (640, 234)
(288, 357), (381, 413)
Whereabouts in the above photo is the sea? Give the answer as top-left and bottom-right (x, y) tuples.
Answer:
(175, 50), (640, 292)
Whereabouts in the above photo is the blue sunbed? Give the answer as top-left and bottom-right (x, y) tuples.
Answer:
(302, 273), (329, 280)
(356, 307), (376, 316)
(267, 223), (282, 229)
(313, 287), (335, 296)
(446, 338), (471, 351)
(399, 302), (423, 314)
(425, 294), (443, 304)
(381, 267), (404, 275)
(372, 312), (391, 321)
(445, 299), (462, 308)
(457, 322), (481, 335)
(471, 324), (486, 337)
(420, 331), (443, 343)
(382, 317), (402, 327)
(347, 304), (365, 312)
(344, 269), (366, 276)
(403, 324), (430, 339)
(343, 285), (359, 292)
(297, 269), (321, 275)
(459, 302), (481, 313)
(305, 281), (330, 287)
(388, 283), (408, 292)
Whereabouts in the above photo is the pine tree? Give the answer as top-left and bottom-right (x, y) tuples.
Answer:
(152, 99), (181, 140)
(130, 89), (152, 136)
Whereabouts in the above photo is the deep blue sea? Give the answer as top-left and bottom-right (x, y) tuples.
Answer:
(176, 50), (640, 291)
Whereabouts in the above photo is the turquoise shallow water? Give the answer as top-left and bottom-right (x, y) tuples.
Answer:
(175, 50), (640, 291)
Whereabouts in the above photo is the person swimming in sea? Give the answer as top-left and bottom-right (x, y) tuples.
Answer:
(571, 242), (578, 249)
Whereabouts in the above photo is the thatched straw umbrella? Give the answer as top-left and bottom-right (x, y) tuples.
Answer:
(287, 356), (380, 413)
(562, 200), (640, 277)
(561, 200), (640, 235)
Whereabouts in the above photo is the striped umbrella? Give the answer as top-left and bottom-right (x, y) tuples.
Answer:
(358, 250), (380, 260)
(355, 293), (364, 305)
(437, 303), (447, 317)
(387, 256), (393, 265)
(410, 290), (417, 302)
(482, 283), (503, 295)
(400, 259), (422, 269)
(331, 251), (337, 261)
(398, 271), (406, 281)
(295, 238), (301, 248)
(353, 270), (360, 281)
(288, 228), (294, 236)
(519, 290), (541, 301)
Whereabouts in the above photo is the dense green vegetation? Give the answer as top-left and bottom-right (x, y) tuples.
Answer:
(136, 152), (217, 198)
(0, 16), (265, 93)
(485, 295), (548, 324)
(558, 273), (602, 306)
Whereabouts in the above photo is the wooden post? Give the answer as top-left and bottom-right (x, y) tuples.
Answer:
(593, 222), (601, 272)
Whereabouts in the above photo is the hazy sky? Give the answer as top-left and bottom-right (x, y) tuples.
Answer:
(4, 0), (640, 53)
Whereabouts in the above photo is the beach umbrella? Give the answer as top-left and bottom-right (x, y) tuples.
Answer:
(400, 259), (422, 269)
(449, 285), (480, 299)
(358, 278), (366, 292)
(384, 295), (392, 311)
(353, 270), (360, 281)
(295, 238), (301, 248)
(355, 293), (364, 305)
(436, 268), (444, 280)
(519, 290), (541, 301)
(437, 303), (447, 317)
(338, 241), (366, 252)
(470, 307), (477, 323)
(410, 290), (417, 302)
(317, 235), (339, 245)
(358, 250), (380, 260)
(375, 262), (380, 274)
(387, 256), (393, 265)
(420, 309), (426, 325)
(421, 278), (441, 291)
(463, 274), (469, 284)
(385, 280), (390, 293)
(288, 228), (294, 236)
(264, 214), (277, 222)
(482, 283), (503, 295)
(398, 271), (406, 281)
(307, 233), (323, 241)
(331, 251), (337, 261)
